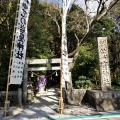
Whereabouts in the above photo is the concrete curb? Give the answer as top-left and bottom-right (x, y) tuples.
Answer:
(47, 113), (120, 120)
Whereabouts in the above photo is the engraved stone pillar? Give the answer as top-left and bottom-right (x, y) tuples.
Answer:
(18, 88), (22, 107)
(23, 64), (28, 104)
(65, 72), (72, 90)
(97, 37), (111, 90)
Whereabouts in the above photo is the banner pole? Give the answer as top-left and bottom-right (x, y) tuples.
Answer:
(4, 77), (10, 117)
(60, 25), (63, 114)
(4, 0), (20, 117)
(59, 64), (63, 114)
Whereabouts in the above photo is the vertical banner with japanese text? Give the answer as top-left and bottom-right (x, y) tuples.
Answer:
(10, 0), (31, 84)
(61, 37), (69, 86)
(61, 13), (69, 87)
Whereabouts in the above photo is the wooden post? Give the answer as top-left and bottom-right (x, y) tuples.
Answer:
(59, 69), (63, 114)
(4, 100), (10, 117)
(4, 57), (11, 117)
(4, 76), (10, 117)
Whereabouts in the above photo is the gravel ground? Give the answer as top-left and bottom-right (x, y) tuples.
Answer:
(63, 104), (97, 115)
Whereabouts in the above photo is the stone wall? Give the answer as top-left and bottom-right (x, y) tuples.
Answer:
(66, 89), (86, 105)
(0, 91), (18, 107)
(86, 90), (120, 111)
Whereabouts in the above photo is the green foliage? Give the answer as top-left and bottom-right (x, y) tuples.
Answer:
(72, 16), (116, 89)
(27, 0), (60, 59)
(0, 68), (7, 90)
(112, 85), (120, 90)
(0, 1), (17, 89)
(74, 76), (93, 89)
(67, 4), (86, 53)
(72, 43), (99, 89)
(112, 77), (120, 90)
(72, 43), (99, 86)
(91, 17), (115, 37)
(109, 33), (120, 80)
(112, 78), (120, 85)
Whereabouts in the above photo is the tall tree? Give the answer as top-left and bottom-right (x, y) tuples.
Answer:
(0, 0), (17, 88)
(43, 0), (119, 70)
(105, 0), (120, 80)
(27, 0), (56, 59)
(69, 0), (119, 70)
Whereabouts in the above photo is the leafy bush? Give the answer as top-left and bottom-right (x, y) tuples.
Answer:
(111, 78), (120, 90)
(0, 68), (7, 89)
(74, 76), (93, 89)
(112, 78), (120, 85)
(112, 85), (120, 90)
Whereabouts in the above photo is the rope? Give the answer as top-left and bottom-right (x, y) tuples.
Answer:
(31, 70), (58, 77)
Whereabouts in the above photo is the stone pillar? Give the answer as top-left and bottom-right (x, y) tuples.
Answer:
(65, 72), (72, 90)
(23, 64), (28, 104)
(97, 37), (111, 90)
(18, 88), (22, 107)
(60, 72), (72, 104)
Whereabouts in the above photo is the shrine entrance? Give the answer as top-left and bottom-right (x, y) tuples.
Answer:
(23, 58), (73, 104)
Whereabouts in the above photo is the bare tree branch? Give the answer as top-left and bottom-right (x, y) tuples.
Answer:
(68, 33), (80, 57)
(37, 10), (61, 35)
(108, 0), (119, 11)
(85, 0), (90, 32)
(97, 0), (102, 15)
(45, 12), (61, 35)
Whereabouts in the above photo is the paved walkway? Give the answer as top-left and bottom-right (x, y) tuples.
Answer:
(2, 88), (120, 120)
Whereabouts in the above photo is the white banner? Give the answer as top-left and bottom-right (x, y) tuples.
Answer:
(10, 0), (31, 84)
(61, 38), (69, 85)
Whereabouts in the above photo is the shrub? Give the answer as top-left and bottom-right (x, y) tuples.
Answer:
(74, 76), (93, 89)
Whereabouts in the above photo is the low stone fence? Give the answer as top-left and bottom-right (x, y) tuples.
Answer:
(0, 88), (22, 107)
(66, 89), (120, 112)
(86, 90), (120, 111)
(66, 89), (86, 105)
(0, 91), (18, 107)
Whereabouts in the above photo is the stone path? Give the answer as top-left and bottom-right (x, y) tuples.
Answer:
(2, 88), (120, 120)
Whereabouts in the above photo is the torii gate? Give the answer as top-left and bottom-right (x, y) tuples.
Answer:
(23, 58), (73, 104)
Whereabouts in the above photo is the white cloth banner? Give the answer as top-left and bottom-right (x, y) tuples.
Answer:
(61, 39), (69, 84)
(10, 0), (31, 84)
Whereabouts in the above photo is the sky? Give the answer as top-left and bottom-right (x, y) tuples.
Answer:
(74, 0), (112, 17)
(44, 0), (112, 17)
